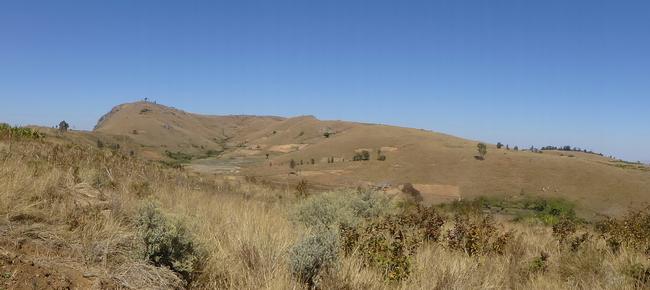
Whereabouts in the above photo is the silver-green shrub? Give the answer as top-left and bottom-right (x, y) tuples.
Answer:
(136, 201), (201, 284)
(287, 227), (340, 287)
(290, 188), (393, 228)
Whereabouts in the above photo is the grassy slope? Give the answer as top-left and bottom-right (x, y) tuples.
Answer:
(3, 134), (650, 289)
(44, 101), (650, 220)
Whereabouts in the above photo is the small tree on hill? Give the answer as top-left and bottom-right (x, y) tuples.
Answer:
(402, 183), (423, 204)
(58, 121), (69, 133)
(290, 159), (296, 169)
(496, 142), (503, 149)
(362, 150), (370, 161)
(477, 143), (487, 160)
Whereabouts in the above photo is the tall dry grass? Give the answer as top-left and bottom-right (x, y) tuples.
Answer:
(1, 133), (649, 289)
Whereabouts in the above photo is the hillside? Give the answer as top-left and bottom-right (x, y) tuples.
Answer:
(45, 101), (650, 219)
(6, 126), (650, 289)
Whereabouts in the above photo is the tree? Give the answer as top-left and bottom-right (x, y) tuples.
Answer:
(496, 142), (503, 149)
(402, 183), (423, 204)
(362, 150), (370, 161)
(514, 146), (519, 151)
(58, 121), (69, 133)
(477, 143), (487, 159)
(290, 159), (296, 169)
(323, 132), (330, 138)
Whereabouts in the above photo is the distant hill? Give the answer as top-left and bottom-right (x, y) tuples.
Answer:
(29, 101), (650, 220)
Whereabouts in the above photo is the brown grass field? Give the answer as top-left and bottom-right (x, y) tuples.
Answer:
(2, 103), (650, 289)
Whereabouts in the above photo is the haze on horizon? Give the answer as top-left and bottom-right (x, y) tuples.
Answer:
(1, 1), (649, 163)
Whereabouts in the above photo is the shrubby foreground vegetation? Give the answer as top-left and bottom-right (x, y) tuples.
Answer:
(2, 127), (650, 289)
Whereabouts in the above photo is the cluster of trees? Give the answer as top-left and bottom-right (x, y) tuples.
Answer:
(352, 149), (387, 161)
(539, 145), (603, 156)
(285, 149), (387, 168)
(353, 150), (370, 161)
(494, 141), (603, 156)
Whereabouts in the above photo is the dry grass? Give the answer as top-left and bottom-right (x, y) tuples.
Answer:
(1, 132), (650, 289)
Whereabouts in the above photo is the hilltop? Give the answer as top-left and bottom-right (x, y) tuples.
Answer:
(27, 101), (650, 220)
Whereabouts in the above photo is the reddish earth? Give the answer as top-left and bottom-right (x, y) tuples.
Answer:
(0, 223), (104, 290)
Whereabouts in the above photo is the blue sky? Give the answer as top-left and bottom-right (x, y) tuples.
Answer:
(1, 1), (649, 163)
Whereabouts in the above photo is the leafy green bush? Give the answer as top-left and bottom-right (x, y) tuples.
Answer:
(340, 206), (446, 281)
(446, 215), (513, 257)
(287, 227), (340, 288)
(136, 201), (202, 285)
(597, 206), (650, 252)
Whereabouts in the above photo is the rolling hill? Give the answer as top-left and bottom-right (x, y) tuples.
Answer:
(29, 101), (650, 220)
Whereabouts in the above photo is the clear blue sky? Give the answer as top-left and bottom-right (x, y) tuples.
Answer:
(1, 1), (649, 163)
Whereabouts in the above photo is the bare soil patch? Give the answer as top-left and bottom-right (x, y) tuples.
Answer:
(268, 144), (308, 153)
(380, 146), (399, 152)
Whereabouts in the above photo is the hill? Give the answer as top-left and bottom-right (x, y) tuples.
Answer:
(32, 101), (650, 220)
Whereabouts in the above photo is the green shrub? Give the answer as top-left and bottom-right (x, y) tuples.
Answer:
(597, 206), (650, 252)
(136, 201), (202, 285)
(446, 215), (514, 257)
(402, 183), (423, 204)
(287, 227), (340, 288)
(340, 206), (445, 281)
(291, 189), (392, 228)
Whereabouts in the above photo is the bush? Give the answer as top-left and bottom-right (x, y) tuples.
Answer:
(287, 227), (340, 288)
(295, 178), (309, 198)
(402, 183), (423, 204)
(477, 143), (487, 158)
(291, 189), (392, 228)
(362, 150), (370, 160)
(136, 201), (202, 285)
